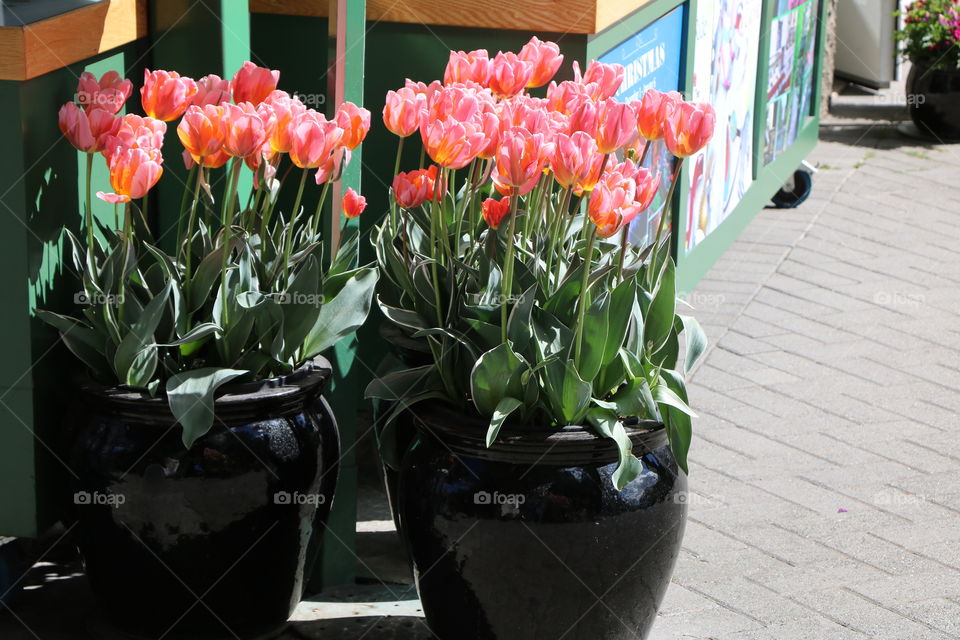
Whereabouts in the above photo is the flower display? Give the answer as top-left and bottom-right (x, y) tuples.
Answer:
(372, 37), (715, 490)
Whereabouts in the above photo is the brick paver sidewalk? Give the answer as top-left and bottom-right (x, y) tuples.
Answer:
(651, 117), (960, 640)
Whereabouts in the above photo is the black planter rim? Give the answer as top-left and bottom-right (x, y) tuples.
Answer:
(78, 356), (333, 425)
(407, 400), (666, 466)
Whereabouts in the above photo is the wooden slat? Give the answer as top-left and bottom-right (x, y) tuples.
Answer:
(0, 0), (147, 82)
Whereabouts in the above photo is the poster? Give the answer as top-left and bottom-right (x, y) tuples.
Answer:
(599, 6), (685, 247)
(764, 0), (819, 165)
(685, 0), (764, 251)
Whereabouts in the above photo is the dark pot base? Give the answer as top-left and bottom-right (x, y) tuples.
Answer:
(397, 404), (687, 640)
(907, 65), (960, 142)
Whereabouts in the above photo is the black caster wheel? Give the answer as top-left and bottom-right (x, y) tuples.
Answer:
(771, 169), (813, 208)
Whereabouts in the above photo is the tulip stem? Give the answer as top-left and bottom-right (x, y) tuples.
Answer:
(500, 195), (520, 343)
(647, 158), (683, 289)
(574, 225), (597, 368)
(283, 168), (309, 285)
(429, 195), (444, 327)
(184, 166), (204, 281)
(311, 180), (331, 240)
(219, 160), (243, 326)
(393, 136), (405, 179)
(176, 165), (198, 249)
(84, 153), (97, 286)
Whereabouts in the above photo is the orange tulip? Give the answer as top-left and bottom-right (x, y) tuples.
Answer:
(481, 197), (511, 229)
(488, 52), (534, 99)
(140, 69), (198, 122)
(444, 50), (493, 86)
(288, 110), (343, 169)
(420, 116), (487, 170)
(634, 89), (682, 141)
(663, 101), (716, 158)
(96, 147), (163, 204)
(263, 91), (306, 153)
(230, 61), (280, 106)
(341, 187), (367, 219)
(595, 98), (636, 154)
(191, 73), (231, 107)
(519, 37), (564, 88)
(383, 87), (427, 138)
(221, 103), (269, 159)
(335, 101), (371, 150)
(393, 166), (441, 208)
(76, 70), (132, 114)
(177, 104), (226, 165)
(59, 102), (120, 153)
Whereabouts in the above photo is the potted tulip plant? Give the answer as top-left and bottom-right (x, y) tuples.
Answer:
(45, 63), (375, 638)
(897, 0), (960, 139)
(367, 38), (714, 639)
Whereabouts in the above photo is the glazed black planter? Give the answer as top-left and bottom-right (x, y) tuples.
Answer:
(907, 64), (960, 141)
(397, 402), (687, 640)
(68, 358), (339, 639)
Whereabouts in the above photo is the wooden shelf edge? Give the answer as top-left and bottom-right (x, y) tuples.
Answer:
(0, 0), (147, 82)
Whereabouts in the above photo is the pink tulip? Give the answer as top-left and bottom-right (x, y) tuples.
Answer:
(405, 78), (443, 102)
(315, 147), (351, 184)
(288, 110), (343, 169)
(420, 116), (487, 170)
(551, 131), (601, 190)
(190, 74), (231, 107)
(595, 98), (636, 154)
(444, 50), (493, 86)
(177, 104), (226, 164)
(222, 102), (269, 158)
(493, 126), (553, 195)
(264, 92), (306, 153)
(519, 37), (564, 88)
(566, 98), (599, 137)
(230, 61), (280, 106)
(96, 147), (163, 204)
(383, 87), (427, 138)
(635, 89), (683, 141)
(575, 60), (625, 101)
(335, 101), (371, 150)
(545, 80), (590, 115)
(76, 70), (132, 114)
(663, 101), (716, 158)
(140, 69), (198, 122)
(342, 187), (367, 218)
(488, 52), (534, 99)
(59, 102), (120, 153)
(425, 85), (484, 124)
(102, 114), (166, 158)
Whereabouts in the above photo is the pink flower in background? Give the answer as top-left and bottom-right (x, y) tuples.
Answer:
(230, 61), (280, 106)
(77, 70), (132, 114)
(140, 69), (198, 121)
(519, 37), (563, 88)
(190, 74), (231, 107)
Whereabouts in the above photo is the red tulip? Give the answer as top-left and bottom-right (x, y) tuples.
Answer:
(190, 74), (231, 107)
(140, 69), (198, 122)
(663, 101), (716, 158)
(635, 89), (682, 141)
(392, 166), (441, 208)
(288, 110), (343, 168)
(488, 52), (534, 99)
(96, 147), (163, 204)
(519, 37), (563, 88)
(444, 50), (493, 86)
(383, 87), (427, 138)
(230, 61), (280, 106)
(76, 70), (132, 114)
(481, 196), (511, 229)
(595, 98), (636, 154)
(341, 187), (367, 218)
(335, 101), (371, 150)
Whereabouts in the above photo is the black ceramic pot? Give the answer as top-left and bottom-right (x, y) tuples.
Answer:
(68, 358), (339, 639)
(397, 402), (687, 640)
(907, 64), (960, 141)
